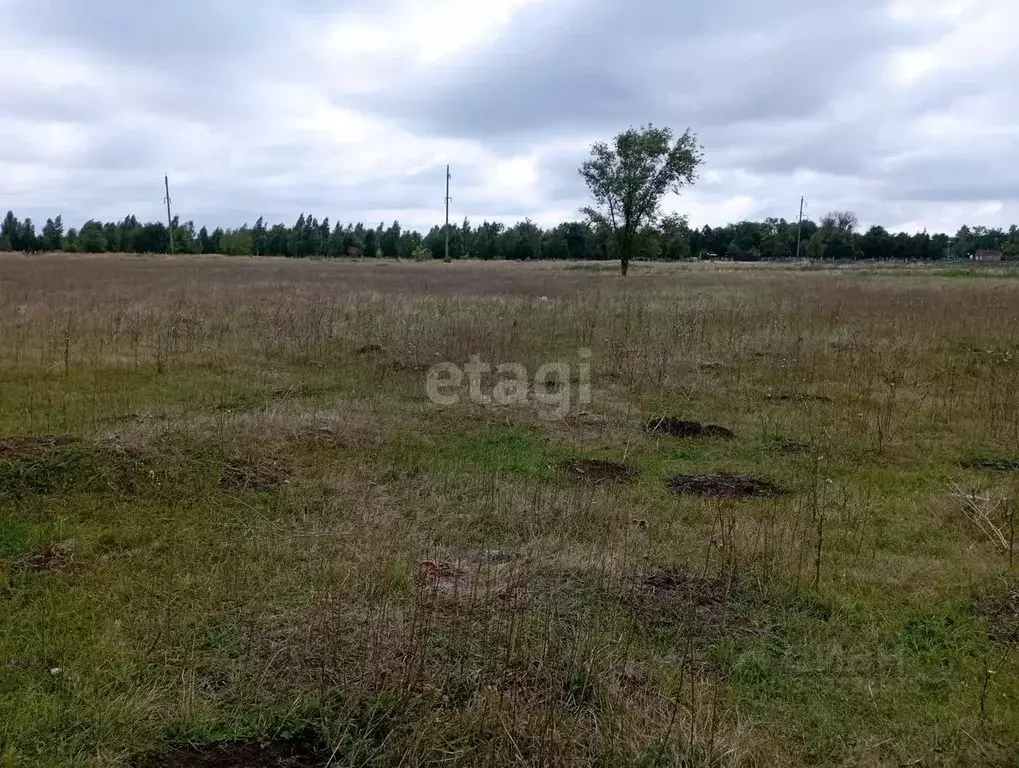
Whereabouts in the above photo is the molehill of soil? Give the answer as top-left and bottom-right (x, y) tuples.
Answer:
(977, 590), (1019, 645)
(647, 418), (734, 439)
(625, 569), (731, 629)
(668, 474), (787, 499)
(561, 459), (638, 483)
(133, 737), (329, 768)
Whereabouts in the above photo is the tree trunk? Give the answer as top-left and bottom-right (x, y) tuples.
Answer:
(620, 228), (632, 276)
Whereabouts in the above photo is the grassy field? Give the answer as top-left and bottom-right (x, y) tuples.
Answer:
(1, 254), (1018, 767)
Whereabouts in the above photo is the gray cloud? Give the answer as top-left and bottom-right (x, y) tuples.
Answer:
(1, 0), (1017, 234)
(353, 0), (898, 141)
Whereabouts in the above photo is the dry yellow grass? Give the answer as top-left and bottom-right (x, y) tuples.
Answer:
(1, 254), (1018, 766)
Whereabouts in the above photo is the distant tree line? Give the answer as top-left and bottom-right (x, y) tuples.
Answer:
(2, 209), (1018, 262)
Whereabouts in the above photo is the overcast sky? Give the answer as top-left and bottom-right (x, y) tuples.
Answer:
(1, 0), (1016, 234)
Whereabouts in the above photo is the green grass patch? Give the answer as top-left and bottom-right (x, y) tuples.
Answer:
(388, 425), (565, 481)
(935, 267), (1019, 280)
(0, 521), (34, 557)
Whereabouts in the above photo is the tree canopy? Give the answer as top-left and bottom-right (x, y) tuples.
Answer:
(0, 209), (1016, 264)
(580, 124), (703, 275)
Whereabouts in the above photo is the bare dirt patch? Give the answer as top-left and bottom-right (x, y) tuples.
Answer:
(647, 418), (734, 439)
(668, 474), (787, 499)
(418, 560), (470, 599)
(11, 541), (74, 574)
(220, 454), (292, 493)
(561, 459), (637, 483)
(625, 569), (731, 630)
(133, 737), (329, 768)
(0, 436), (79, 462)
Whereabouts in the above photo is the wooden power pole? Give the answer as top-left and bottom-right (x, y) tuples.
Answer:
(795, 195), (805, 259)
(444, 164), (451, 261)
(164, 175), (175, 255)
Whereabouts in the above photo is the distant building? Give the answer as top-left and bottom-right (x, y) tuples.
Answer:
(971, 250), (1003, 263)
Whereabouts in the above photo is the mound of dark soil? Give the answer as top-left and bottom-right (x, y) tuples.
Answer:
(134, 737), (329, 768)
(977, 590), (1019, 645)
(220, 455), (291, 493)
(625, 569), (731, 629)
(647, 418), (734, 439)
(668, 474), (787, 499)
(356, 343), (384, 355)
(0, 436), (78, 462)
(561, 459), (637, 483)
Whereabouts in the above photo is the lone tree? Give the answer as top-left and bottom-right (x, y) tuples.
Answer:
(579, 124), (702, 276)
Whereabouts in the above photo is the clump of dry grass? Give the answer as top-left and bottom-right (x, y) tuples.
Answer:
(219, 453), (292, 493)
(10, 540), (75, 574)
(951, 485), (1011, 552)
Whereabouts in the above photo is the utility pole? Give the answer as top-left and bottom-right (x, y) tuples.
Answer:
(444, 164), (451, 261)
(164, 174), (175, 255)
(795, 195), (805, 259)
